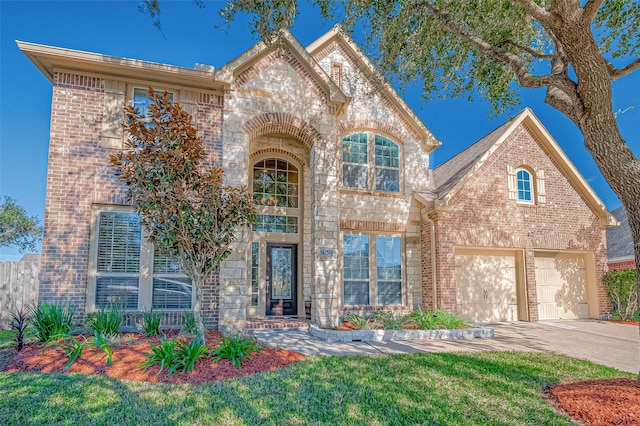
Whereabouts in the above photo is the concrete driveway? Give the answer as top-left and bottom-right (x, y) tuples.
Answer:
(252, 320), (639, 373)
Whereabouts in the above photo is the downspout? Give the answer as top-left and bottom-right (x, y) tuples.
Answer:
(423, 214), (438, 310)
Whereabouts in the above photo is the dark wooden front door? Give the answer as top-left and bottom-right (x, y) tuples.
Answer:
(266, 243), (297, 316)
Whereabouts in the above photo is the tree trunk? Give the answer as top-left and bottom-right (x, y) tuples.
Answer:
(549, 19), (640, 385)
(193, 277), (206, 346)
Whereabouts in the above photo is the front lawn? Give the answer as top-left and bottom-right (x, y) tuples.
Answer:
(0, 351), (632, 425)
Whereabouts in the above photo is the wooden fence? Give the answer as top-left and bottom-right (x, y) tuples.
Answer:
(0, 254), (40, 329)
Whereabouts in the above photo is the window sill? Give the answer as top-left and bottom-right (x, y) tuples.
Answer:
(342, 305), (409, 311)
(340, 189), (405, 198)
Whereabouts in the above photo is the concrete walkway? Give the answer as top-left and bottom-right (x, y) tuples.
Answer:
(251, 320), (640, 374)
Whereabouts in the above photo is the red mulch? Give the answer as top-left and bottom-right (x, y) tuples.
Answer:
(544, 378), (640, 426)
(1, 330), (304, 385)
(608, 319), (640, 326)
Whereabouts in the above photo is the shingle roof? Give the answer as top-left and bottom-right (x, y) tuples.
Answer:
(433, 118), (514, 197)
(607, 205), (634, 259)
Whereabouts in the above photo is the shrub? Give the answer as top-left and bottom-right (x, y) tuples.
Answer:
(31, 303), (74, 342)
(406, 307), (470, 330)
(432, 309), (470, 329)
(344, 312), (374, 330)
(140, 310), (161, 336)
(85, 304), (123, 337)
(42, 334), (88, 372)
(139, 337), (178, 376)
(372, 311), (403, 330)
(182, 311), (197, 334)
(9, 308), (30, 351)
(602, 269), (638, 321)
(174, 338), (209, 374)
(211, 333), (260, 369)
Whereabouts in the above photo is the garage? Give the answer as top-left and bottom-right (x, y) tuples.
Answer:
(535, 252), (589, 320)
(455, 250), (522, 322)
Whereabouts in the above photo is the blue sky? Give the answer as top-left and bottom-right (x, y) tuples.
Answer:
(1, 1), (638, 261)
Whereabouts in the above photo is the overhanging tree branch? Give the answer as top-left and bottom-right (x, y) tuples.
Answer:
(607, 57), (640, 81)
(582, 0), (605, 23)
(513, 0), (556, 28)
(501, 38), (553, 59)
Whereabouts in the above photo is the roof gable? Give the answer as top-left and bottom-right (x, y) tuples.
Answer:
(430, 108), (616, 228)
(307, 26), (439, 152)
(216, 30), (347, 113)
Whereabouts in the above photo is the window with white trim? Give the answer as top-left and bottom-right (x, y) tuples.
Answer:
(342, 132), (401, 192)
(516, 169), (533, 202)
(91, 209), (192, 311)
(251, 158), (300, 234)
(132, 88), (174, 119)
(342, 234), (403, 306)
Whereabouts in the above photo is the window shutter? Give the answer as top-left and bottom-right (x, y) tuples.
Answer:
(507, 165), (518, 200)
(100, 80), (125, 149)
(537, 169), (546, 204)
(179, 89), (199, 127)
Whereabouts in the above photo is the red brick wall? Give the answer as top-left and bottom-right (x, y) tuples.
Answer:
(422, 123), (610, 320)
(38, 72), (223, 327)
(608, 259), (636, 271)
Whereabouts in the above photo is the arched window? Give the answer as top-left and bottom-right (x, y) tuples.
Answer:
(516, 169), (533, 202)
(251, 158), (300, 234)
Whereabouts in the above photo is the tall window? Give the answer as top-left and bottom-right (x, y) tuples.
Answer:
(343, 234), (403, 306)
(92, 210), (192, 311)
(342, 132), (400, 192)
(516, 169), (533, 202)
(132, 88), (174, 118)
(252, 158), (300, 234)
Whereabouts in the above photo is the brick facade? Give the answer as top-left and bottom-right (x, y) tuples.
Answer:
(38, 71), (224, 327)
(421, 121), (610, 321)
(608, 259), (636, 271)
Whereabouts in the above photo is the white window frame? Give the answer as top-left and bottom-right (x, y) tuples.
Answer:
(342, 233), (404, 307)
(341, 131), (402, 193)
(87, 206), (194, 312)
(516, 168), (535, 204)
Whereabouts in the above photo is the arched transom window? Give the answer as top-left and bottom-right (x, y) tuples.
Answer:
(252, 158), (299, 234)
(342, 132), (401, 192)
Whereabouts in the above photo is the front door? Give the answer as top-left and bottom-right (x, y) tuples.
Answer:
(266, 243), (297, 316)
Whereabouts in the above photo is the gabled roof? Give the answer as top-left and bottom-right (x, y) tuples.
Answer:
(607, 206), (634, 260)
(306, 26), (440, 152)
(216, 29), (348, 113)
(423, 108), (617, 228)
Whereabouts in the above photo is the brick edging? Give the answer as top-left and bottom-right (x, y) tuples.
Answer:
(309, 324), (494, 342)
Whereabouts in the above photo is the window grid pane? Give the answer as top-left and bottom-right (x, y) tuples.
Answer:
(376, 236), (402, 306)
(343, 134), (369, 189)
(253, 159), (299, 208)
(251, 242), (259, 307)
(343, 235), (370, 305)
(152, 277), (192, 310)
(252, 215), (298, 234)
(517, 170), (532, 201)
(133, 88), (174, 119)
(96, 277), (139, 310)
(374, 135), (400, 192)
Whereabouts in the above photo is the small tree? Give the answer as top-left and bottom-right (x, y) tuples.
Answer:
(109, 89), (255, 345)
(0, 196), (42, 253)
(603, 269), (639, 321)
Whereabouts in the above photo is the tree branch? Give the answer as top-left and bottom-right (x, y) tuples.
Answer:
(607, 58), (640, 81)
(513, 0), (556, 27)
(502, 38), (553, 59)
(582, 0), (605, 23)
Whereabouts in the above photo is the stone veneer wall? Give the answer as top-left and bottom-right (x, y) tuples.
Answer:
(421, 123), (609, 320)
(38, 72), (224, 327)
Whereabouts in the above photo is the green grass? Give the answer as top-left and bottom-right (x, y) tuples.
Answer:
(0, 330), (13, 350)
(0, 351), (632, 425)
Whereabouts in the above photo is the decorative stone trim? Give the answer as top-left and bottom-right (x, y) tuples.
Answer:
(309, 324), (494, 342)
(249, 148), (306, 166)
(242, 112), (323, 150)
(340, 220), (406, 232)
(338, 120), (404, 143)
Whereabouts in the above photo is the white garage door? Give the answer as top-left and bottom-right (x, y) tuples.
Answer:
(535, 253), (588, 320)
(455, 253), (518, 322)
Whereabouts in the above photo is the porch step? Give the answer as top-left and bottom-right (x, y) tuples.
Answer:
(243, 317), (310, 331)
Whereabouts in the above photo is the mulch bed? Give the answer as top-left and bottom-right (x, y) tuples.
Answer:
(0, 329), (304, 385)
(607, 319), (640, 326)
(1, 329), (639, 425)
(544, 378), (640, 426)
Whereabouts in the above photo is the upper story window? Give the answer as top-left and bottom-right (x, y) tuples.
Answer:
(91, 209), (192, 312)
(132, 88), (174, 119)
(516, 169), (533, 202)
(342, 132), (401, 193)
(251, 158), (300, 234)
